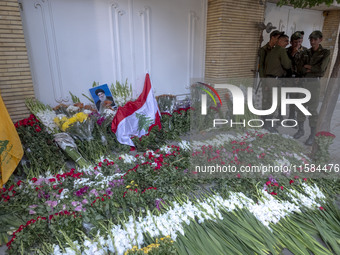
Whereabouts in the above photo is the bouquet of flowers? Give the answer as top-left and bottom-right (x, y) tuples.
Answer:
(54, 112), (94, 141)
(25, 99), (90, 168)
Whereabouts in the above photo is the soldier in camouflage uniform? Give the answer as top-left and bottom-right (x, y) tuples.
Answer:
(285, 31), (307, 125)
(262, 34), (291, 132)
(293, 30), (330, 145)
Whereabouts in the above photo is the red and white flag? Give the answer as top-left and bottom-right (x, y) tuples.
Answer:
(111, 73), (161, 146)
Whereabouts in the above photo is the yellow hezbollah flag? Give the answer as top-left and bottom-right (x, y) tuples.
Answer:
(0, 93), (23, 186)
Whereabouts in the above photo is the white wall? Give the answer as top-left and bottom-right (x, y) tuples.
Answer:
(262, 3), (324, 48)
(19, 0), (207, 106)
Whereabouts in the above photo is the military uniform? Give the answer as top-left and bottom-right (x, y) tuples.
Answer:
(286, 45), (307, 121)
(296, 44), (330, 126)
(259, 43), (273, 78)
(293, 30), (331, 145)
(262, 45), (291, 111)
(287, 45), (307, 78)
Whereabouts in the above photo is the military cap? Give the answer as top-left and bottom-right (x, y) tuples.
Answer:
(95, 88), (105, 96)
(309, 30), (323, 39)
(270, 30), (284, 38)
(291, 31), (303, 41)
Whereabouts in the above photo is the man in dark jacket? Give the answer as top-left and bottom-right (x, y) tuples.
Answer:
(293, 31), (330, 145)
(285, 31), (307, 125)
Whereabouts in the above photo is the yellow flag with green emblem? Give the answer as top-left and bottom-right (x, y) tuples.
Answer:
(0, 93), (23, 186)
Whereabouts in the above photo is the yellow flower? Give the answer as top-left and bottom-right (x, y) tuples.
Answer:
(126, 185), (131, 188)
(75, 112), (87, 122)
(61, 122), (70, 131)
(68, 116), (77, 124)
(54, 117), (60, 124)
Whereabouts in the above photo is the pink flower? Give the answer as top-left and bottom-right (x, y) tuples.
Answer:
(74, 205), (82, 212)
(90, 189), (99, 196)
(29, 210), (36, 214)
(71, 201), (79, 207)
(82, 199), (88, 204)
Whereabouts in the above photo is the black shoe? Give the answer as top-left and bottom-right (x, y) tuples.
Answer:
(293, 122), (304, 139)
(305, 127), (317, 146)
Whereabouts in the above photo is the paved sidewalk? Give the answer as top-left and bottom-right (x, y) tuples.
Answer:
(277, 96), (340, 165)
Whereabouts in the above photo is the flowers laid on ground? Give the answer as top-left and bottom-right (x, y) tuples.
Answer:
(2, 92), (339, 254)
(14, 114), (67, 176)
(1, 135), (337, 255)
(314, 131), (336, 165)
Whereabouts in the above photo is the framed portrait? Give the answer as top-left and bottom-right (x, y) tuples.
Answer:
(89, 84), (115, 111)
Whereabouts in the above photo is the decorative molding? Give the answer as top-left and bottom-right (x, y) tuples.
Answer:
(290, 22), (296, 35)
(187, 11), (198, 85)
(278, 19), (286, 32)
(110, 2), (126, 82)
(139, 6), (151, 73)
(128, 0), (136, 89)
(34, 0), (66, 103)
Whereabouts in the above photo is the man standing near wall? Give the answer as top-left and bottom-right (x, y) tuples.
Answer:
(286, 31), (307, 125)
(293, 30), (330, 145)
(262, 34), (291, 132)
(259, 30), (284, 78)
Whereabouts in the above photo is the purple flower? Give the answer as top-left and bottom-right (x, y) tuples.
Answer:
(109, 179), (124, 188)
(29, 210), (36, 214)
(74, 205), (82, 212)
(71, 201), (80, 207)
(45, 200), (57, 207)
(155, 199), (166, 211)
(75, 186), (89, 197)
(97, 117), (106, 126)
(90, 189), (99, 196)
(106, 188), (113, 196)
(82, 199), (88, 204)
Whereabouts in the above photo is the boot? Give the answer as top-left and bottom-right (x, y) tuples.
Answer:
(293, 121), (304, 139)
(305, 127), (317, 146)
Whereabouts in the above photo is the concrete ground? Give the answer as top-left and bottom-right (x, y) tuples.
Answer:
(277, 95), (340, 165)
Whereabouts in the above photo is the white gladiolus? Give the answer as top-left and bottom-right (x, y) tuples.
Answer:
(52, 183), (327, 255)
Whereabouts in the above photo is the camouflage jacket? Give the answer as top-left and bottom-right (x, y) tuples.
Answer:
(286, 46), (307, 77)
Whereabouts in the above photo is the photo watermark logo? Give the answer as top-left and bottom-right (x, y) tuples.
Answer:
(200, 84), (312, 128)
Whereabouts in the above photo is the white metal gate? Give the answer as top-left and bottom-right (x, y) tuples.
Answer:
(19, 0), (207, 105)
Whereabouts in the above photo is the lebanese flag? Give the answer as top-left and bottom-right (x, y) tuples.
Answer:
(111, 73), (161, 146)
